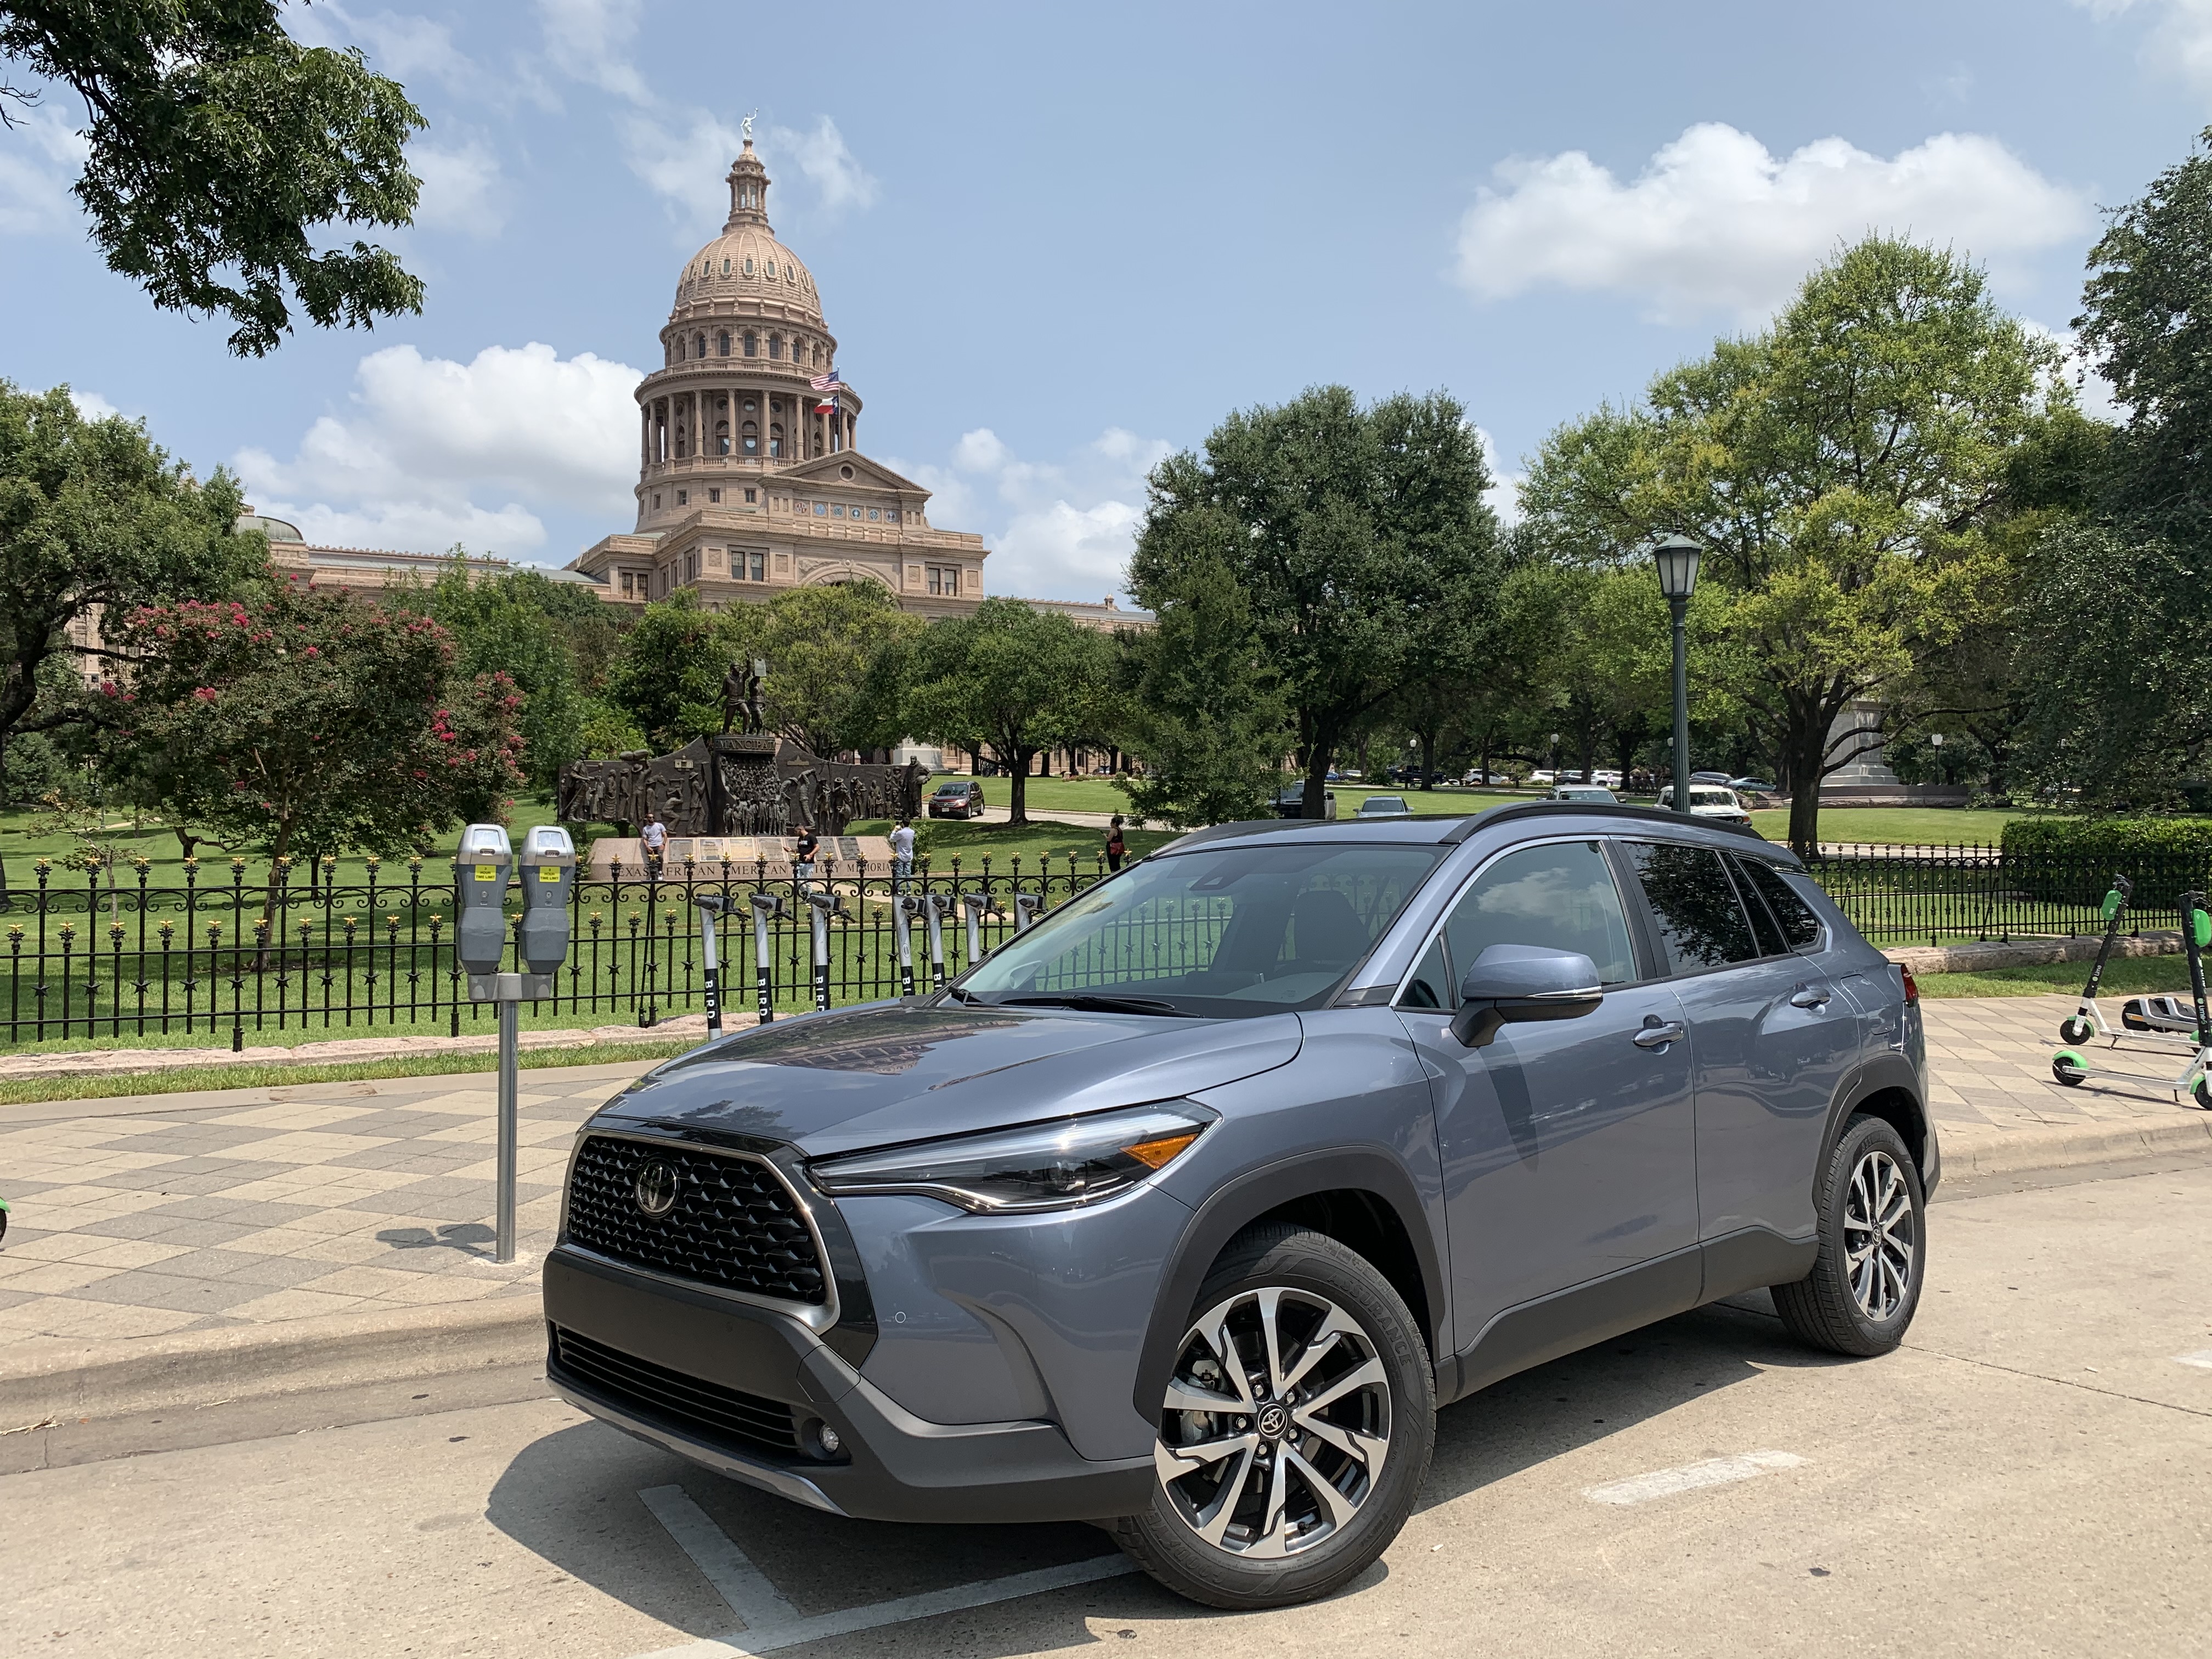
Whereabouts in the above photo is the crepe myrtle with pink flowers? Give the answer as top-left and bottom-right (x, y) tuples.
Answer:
(108, 586), (524, 867)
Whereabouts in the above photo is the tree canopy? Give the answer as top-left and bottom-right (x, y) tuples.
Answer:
(1521, 236), (2060, 851)
(0, 379), (265, 763)
(1132, 386), (1505, 817)
(1, 1), (424, 354)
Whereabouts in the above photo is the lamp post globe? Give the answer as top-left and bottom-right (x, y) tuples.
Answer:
(1651, 535), (1704, 813)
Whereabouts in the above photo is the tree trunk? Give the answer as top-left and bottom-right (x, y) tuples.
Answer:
(1782, 714), (1827, 859)
(1417, 729), (1436, 790)
(1007, 746), (1031, 825)
(1304, 732), (1335, 820)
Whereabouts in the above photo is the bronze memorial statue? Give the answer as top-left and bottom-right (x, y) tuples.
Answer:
(557, 735), (923, 838)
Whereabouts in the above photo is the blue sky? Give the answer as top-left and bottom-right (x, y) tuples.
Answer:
(1, 1), (2204, 600)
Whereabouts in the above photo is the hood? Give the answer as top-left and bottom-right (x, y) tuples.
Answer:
(592, 1002), (1304, 1156)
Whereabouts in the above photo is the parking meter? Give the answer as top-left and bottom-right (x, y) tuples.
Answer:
(958, 890), (992, 970)
(1013, 891), (1044, 934)
(917, 893), (951, 991)
(455, 825), (512, 978)
(517, 825), (574, 983)
(748, 891), (785, 1023)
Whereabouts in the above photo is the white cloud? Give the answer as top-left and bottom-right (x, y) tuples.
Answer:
(890, 426), (1172, 603)
(619, 108), (749, 241)
(2075, 0), (2212, 99)
(1454, 123), (2090, 324)
(537, 0), (646, 103)
(765, 117), (880, 217)
(1472, 426), (1523, 525)
(411, 140), (507, 235)
(0, 105), (86, 234)
(235, 341), (642, 557)
(288, 3), (477, 94)
(2022, 319), (2126, 424)
(67, 389), (121, 421)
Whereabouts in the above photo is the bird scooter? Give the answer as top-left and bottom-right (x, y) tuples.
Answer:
(2052, 889), (2212, 1108)
(2055, 875), (2196, 1051)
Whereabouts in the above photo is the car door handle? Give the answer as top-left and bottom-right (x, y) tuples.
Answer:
(1632, 1020), (1686, 1048)
(1790, 985), (1832, 1009)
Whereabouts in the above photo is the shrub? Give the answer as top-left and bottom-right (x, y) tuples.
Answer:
(2000, 817), (2212, 909)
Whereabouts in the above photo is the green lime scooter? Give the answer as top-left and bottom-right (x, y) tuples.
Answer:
(0, 1194), (9, 1244)
(2053, 888), (2212, 1108)
(2056, 875), (2197, 1051)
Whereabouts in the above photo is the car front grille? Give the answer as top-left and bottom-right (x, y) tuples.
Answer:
(550, 1326), (800, 1457)
(565, 1135), (828, 1305)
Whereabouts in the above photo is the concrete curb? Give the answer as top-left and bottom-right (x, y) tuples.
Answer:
(0, 1291), (546, 1428)
(6, 1111), (2212, 1428)
(1888, 932), (2183, 975)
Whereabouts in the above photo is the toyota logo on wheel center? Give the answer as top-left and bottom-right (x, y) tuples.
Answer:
(1256, 1403), (1290, 1440)
(633, 1160), (680, 1217)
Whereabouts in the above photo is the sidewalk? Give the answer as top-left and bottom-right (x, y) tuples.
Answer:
(1, 996), (2208, 1421)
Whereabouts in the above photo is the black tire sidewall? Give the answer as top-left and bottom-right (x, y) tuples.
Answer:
(1119, 1227), (1435, 1609)
(1820, 1116), (1926, 1351)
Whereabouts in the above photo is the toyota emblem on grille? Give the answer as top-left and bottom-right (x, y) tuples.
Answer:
(633, 1160), (681, 1217)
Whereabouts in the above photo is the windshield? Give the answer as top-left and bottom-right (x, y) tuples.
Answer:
(1690, 789), (1731, 806)
(955, 840), (1446, 1017)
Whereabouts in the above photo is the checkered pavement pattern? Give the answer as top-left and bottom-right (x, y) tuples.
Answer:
(0, 1066), (633, 1346)
(0, 1000), (2206, 1350)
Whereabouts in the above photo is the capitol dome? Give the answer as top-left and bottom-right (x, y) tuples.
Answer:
(666, 140), (823, 330)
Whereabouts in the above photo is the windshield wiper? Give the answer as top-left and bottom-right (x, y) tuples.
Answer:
(995, 993), (1197, 1017)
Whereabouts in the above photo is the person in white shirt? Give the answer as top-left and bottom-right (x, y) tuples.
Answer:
(639, 812), (667, 879)
(890, 818), (916, 891)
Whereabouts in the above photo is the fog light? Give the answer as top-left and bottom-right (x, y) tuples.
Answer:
(818, 1424), (842, 1455)
(798, 1417), (843, 1459)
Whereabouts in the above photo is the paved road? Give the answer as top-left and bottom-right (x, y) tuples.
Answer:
(5, 1147), (2209, 1659)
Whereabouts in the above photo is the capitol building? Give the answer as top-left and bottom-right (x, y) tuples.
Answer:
(232, 138), (1131, 633)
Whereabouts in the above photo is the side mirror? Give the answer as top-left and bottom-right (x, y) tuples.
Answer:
(1450, 944), (1604, 1048)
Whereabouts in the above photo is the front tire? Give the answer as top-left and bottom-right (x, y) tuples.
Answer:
(1111, 1224), (1435, 1610)
(1773, 1115), (1926, 1357)
(2058, 1016), (2094, 1044)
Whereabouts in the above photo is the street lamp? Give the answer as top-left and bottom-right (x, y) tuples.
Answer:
(1651, 534), (1703, 814)
(1929, 731), (1944, 787)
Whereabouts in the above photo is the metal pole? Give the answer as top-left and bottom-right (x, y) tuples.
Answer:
(922, 894), (947, 991)
(895, 896), (917, 998)
(1670, 594), (1691, 814)
(495, 994), (517, 1265)
(699, 904), (721, 1038)
(749, 893), (780, 1024)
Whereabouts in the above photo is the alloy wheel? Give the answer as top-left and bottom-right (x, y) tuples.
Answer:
(1842, 1148), (1916, 1321)
(1153, 1286), (1391, 1559)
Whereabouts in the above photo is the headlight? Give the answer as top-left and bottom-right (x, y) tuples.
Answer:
(808, 1102), (1215, 1214)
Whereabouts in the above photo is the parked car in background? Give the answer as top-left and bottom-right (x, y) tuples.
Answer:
(1529, 769), (1558, 786)
(1657, 785), (1754, 824)
(1590, 770), (1624, 787)
(1462, 769), (1508, 786)
(927, 780), (986, 819)
(543, 804), (1932, 1609)
(1690, 770), (1734, 786)
(1353, 793), (1414, 820)
(1273, 784), (1339, 820)
(1547, 786), (1619, 804)
(1730, 777), (1778, 795)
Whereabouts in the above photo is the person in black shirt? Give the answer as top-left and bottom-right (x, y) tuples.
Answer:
(1105, 814), (1127, 873)
(794, 824), (820, 888)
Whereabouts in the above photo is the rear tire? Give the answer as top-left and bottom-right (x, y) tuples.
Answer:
(1773, 1115), (1926, 1358)
(2052, 1052), (2087, 1086)
(1111, 1224), (1434, 1610)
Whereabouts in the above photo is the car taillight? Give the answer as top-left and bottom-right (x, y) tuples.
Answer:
(1899, 964), (1920, 1005)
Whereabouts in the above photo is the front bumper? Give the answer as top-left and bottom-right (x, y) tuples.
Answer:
(543, 1246), (1153, 1524)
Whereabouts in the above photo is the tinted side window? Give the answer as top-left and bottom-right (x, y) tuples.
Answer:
(1626, 843), (1759, 973)
(1400, 936), (1451, 1009)
(1443, 841), (1637, 987)
(1736, 857), (1824, 950)
(1731, 858), (1791, 957)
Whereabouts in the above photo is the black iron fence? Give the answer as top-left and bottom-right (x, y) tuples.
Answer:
(1, 850), (1111, 1047)
(1803, 843), (2203, 948)
(4, 840), (2200, 1046)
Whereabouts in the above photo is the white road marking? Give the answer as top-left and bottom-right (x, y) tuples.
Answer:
(637, 1485), (801, 1629)
(628, 1554), (1140, 1659)
(1583, 1451), (1805, 1506)
(2175, 1350), (2212, 1370)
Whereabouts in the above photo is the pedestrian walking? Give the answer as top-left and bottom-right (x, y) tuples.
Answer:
(890, 817), (916, 891)
(639, 811), (667, 880)
(794, 822), (820, 889)
(1105, 814), (1127, 873)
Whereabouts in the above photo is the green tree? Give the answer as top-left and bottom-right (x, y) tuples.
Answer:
(1133, 386), (1505, 818)
(415, 561), (588, 790)
(904, 599), (1110, 826)
(1521, 237), (2059, 853)
(602, 590), (731, 753)
(108, 585), (522, 871)
(0, 381), (266, 768)
(751, 583), (923, 759)
(2, 1), (425, 355)
(1114, 557), (1288, 828)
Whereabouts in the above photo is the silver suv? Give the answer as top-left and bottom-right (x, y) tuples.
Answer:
(545, 804), (1932, 1610)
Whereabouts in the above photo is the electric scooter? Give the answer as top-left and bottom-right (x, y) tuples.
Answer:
(2055, 875), (2196, 1049)
(2053, 889), (2212, 1108)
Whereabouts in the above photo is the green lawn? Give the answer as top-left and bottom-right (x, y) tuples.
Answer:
(1750, 805), (2036, 846)
(853, 815), (1179, 871)
(1915, 954), (2194, 998)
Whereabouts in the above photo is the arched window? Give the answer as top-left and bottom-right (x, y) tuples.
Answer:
(741, 420), (759, 455)
(743, 331), (757, 358)
(743, 256), (754, 275)
(715, 419), (730, 456)
(769, 423), (784, 458)
(674, 424), (689, 459)
(716, 331), (730, 357)
(694, 334), (706, 359)
(766, 260), (776, 278)
(813, 343), (824, 367)
(768, 335), (782, 360)
(722, 258), (731, 275)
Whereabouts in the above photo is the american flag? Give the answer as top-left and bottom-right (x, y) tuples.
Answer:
(809, 369), (842, 392)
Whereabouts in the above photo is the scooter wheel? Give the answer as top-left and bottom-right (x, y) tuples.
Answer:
(2194, 1079), (2212, 1111)
(2051, 1051), (2088, 1087)
(2058, 1018), (2094, 1044)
